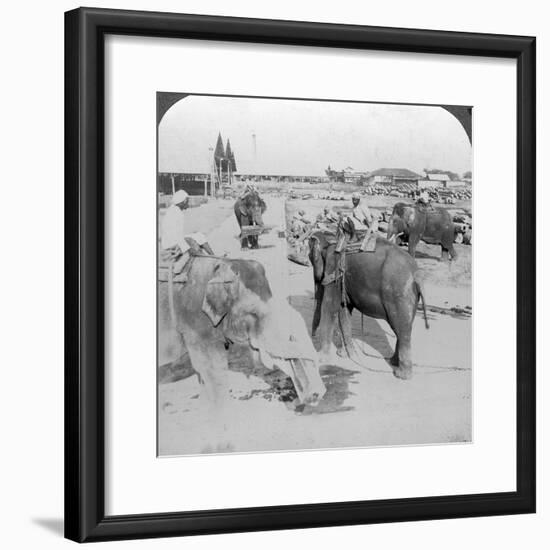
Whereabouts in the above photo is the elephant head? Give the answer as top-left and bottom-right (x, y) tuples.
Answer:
(201, 259), (326, 406)
(239, 191), (266, 226)
(387, 203), (417, 243)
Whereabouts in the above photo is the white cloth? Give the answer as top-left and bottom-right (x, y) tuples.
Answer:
(161, 205), (189, 252)
(186, 232), (207, 246)
(351, 201), (373, 230)
(161, 205), (208, 253)
(172, 189), (189, 205)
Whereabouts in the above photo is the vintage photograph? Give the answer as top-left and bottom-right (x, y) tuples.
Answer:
(157, 93), (472, 456)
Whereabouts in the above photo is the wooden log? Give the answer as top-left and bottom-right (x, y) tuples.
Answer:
(240, 224), (275, 237)
(158, 352), (197, 384)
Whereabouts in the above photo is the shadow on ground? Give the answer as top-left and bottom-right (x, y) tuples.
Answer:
(32, 518), (64, 536)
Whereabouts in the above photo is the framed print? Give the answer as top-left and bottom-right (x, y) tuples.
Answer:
(65, 7), (536, 543)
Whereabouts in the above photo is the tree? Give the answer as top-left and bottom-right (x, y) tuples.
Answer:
(214, 132), (226, 170)
(463, 171), (472, 179)
(225, 139), (237, 172)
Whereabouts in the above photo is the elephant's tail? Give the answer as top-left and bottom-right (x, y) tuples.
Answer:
(415, 275), (430, 329)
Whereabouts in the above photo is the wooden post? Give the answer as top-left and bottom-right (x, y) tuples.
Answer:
(210, 160), (215, 197)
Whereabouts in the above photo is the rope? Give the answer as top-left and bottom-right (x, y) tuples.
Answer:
(167, 262), (177, 331)
(340, 252), (348, 307)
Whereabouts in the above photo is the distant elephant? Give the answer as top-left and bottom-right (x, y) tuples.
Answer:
(387, 202), (457, 260)
(234, 191), (267, 248)
(159, 256), (325, 420)
(309, 229), (429, 380)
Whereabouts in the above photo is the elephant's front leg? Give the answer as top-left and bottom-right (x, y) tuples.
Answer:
(249, 235), (259, 249)
(311, 282), (324, 336)
(240, 215), (250, 249)
(186, 337), (234, 452)
(408, 234), (420, 257)
(316, 283), (340, 365)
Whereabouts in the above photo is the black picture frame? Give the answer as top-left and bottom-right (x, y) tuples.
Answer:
(65, 7), (536, 543)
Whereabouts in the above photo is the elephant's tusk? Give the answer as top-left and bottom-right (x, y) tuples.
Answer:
(389, 232), (404, 243)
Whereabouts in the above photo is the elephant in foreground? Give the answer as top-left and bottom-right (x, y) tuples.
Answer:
(387, 202), (457, 260)
(234, 190), (267, 249)
(159, 256), (326, 433)
(309, 230), (429, 380)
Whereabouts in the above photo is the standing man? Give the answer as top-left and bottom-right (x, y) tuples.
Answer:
(161, 189), (214, 258)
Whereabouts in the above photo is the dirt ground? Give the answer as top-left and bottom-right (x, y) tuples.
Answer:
(158, 195), (471, 456)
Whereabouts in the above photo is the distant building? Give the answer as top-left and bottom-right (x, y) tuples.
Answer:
(417, 179), (442, 190)
(426, 173), (451, 184)
(343, 166), (369, 184)
(423, 173), (466, 189)
(444, 179), (467, 188)
(235, 173), (328, 183)
(365, 168), (422, 186)
(326, 165), (368, 184)
(325, 165), (344, 183)
(158, 172), (209, 196)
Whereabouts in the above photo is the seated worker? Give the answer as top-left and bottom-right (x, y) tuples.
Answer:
(350, 192), (377, 232)
(161, 190), (214, 260)
(290, 209), (310, 238)
(318, 206), (339, 223)
(240, 183), (255, 197)
(416, 191), (434, 210)
(296, 208), (313, 225)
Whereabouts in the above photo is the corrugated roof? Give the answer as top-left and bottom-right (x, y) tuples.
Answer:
(368, 168), (422, 179)
(427, 173), (451, 181)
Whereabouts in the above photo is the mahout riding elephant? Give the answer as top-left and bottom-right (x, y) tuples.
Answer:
(159, 255), (326, 446)
(309, 227), (429, 380)
(234, 190), (267, 249)
(387, 202), (457, 260)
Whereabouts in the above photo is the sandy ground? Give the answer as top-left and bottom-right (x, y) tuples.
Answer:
(158, 195), (471, 455)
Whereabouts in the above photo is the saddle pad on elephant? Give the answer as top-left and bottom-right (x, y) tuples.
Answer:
(287, 250), (310, 266)
(345, 230), (377, 253)
(317, 229), (376, 253)
(158, 251), (191, 283)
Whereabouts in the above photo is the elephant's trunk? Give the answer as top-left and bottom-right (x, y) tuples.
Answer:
(250, 299), (326, 406)
(389, 231), (404, 244)
(387, 217), (396, 240)
(252, 208), (264, 227)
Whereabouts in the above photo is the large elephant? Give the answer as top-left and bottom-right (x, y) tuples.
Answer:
(234, 191), (267, 249)
(309, 231), (429, 380)
(159, 255), (326, 418)
(387, 202), (457, 260)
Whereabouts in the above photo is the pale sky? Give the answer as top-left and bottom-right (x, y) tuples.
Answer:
(159, 95), (471, 177)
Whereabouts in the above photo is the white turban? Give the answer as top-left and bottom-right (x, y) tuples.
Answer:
(352, 192), (361, 200)
(172, 189), (189, 205)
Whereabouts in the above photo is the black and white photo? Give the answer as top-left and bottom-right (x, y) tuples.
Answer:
(157, 93), (472, 455)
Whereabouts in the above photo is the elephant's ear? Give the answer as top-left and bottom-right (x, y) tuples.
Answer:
(404, 207), (416, 225)
(239, 205), (248, 217)
(259, 198), (267, 214)
(202, 262), (238, 327)
(309, 237), (325, 282)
